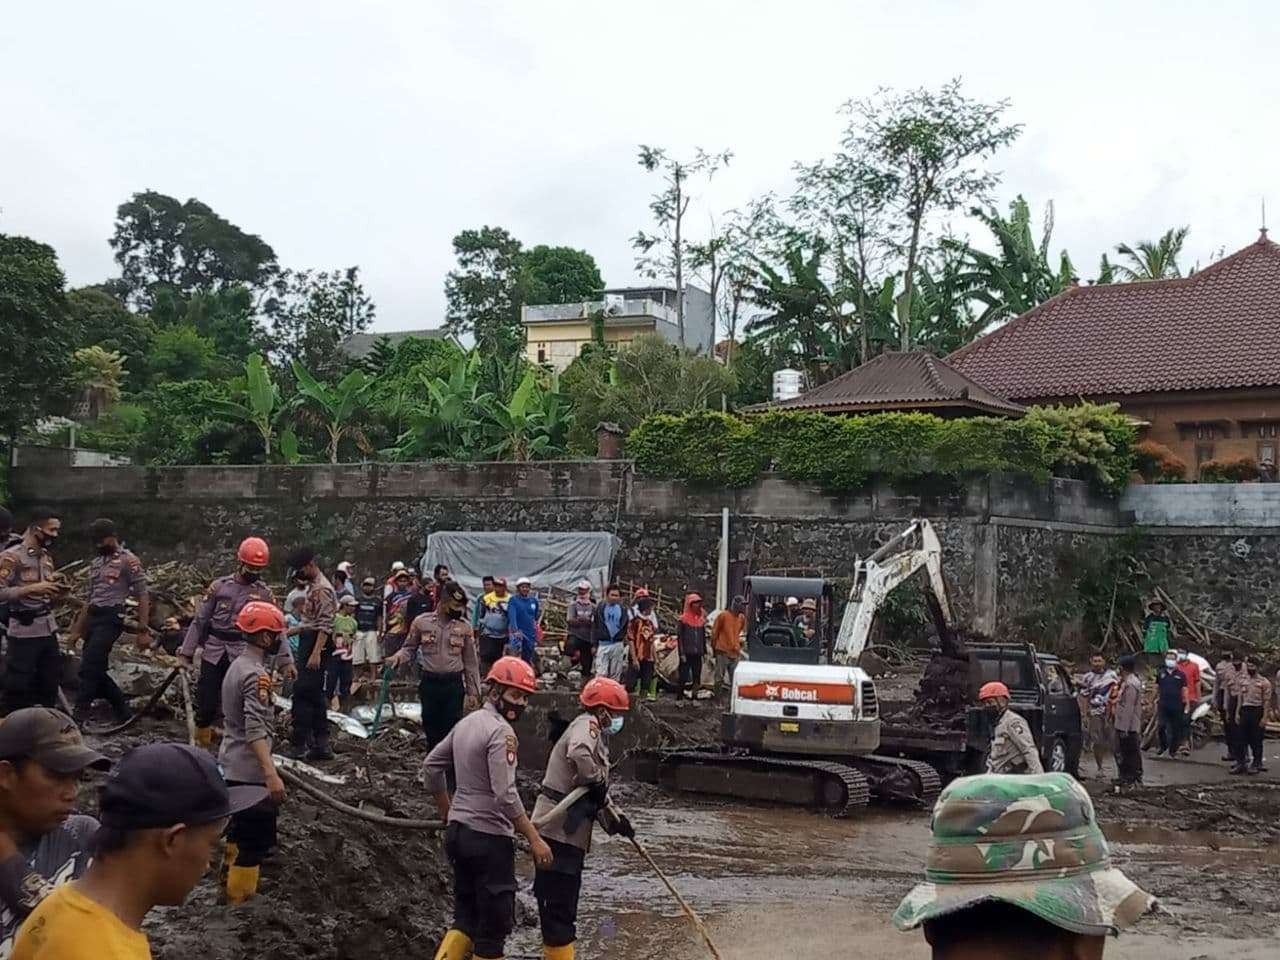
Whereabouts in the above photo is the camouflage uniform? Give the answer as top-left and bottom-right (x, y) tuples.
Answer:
(893, 773), (1155, 938)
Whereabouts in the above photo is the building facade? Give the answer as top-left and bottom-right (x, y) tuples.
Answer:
(522, 284), (714, 371)
(948, 234), (1280, 479)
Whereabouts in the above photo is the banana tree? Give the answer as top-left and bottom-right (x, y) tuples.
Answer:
(206, 353), (283, 460)
(478, 368), (559, 461)
(291, 361), (374, 463)
(394, 352), (488, 460)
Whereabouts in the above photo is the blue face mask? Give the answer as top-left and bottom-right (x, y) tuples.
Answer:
(607, 716), (624, 736)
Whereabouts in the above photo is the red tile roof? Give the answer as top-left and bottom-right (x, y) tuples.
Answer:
(948, 235), (1280, 401)
(749, 350), (1025, 416)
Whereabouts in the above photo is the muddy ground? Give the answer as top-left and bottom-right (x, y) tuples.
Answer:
(71, 658), (1280, 960)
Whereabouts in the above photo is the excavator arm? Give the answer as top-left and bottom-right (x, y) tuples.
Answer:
(832, 519), (953, 663)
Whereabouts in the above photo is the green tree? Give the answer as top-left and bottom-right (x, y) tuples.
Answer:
(1113, 226), (1190, 281)
(745, 242), (846, 382)
(205, 353), (286, 460)
(395, 353), (488, 460)
(444, 226), (526, 355)
(477, 368), (570, 461)
(632, 145), (733, 344)
(133, 380), (248, 464)
(65, 287), (154, 390)
(290, 362), (375, 463)
(70, 346), (125, 418)
(949, 196), (1075, 330)
(264, 266), (375, 377)
(147, 325), (219, 381)
(109, 190), (277, 308)
(728, 338), (794, 407)
(361, 335), (397, 375)
(0, 235), (73, 440)
(849, 80), (1022, 349)
(519, 245), (603, 305)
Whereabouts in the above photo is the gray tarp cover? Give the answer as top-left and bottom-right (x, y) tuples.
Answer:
(422, 531), (619, 598)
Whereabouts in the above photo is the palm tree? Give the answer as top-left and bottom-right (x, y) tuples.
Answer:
(1113, 227), (1190, 281)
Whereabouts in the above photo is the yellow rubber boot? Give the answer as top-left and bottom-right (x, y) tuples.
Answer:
(545, 944), (575, 960)
(195, 726), (214, 749)
(226, 864), (259, 905)
(220, 841), (239, 884)
(433, 929), (474, 960)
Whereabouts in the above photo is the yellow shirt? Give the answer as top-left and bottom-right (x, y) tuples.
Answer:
(11, 883), (151, 960)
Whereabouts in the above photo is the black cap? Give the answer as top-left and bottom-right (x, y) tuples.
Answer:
(99, 743), (266, 830)
(0, 708), (110, 774)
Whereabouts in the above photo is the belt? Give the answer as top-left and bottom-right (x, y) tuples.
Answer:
(11, 608), (49, 626)
(209, 627), (243, 642)
(423, 670), (463, 681)
(88, 605), (124, 616)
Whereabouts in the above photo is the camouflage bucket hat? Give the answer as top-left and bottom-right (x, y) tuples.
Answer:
(893, 773), (1155, 937)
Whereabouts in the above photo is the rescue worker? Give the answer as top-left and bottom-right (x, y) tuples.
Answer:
(1233, 655), (1272, 775)
(423, 656), (554, 960)
(387, 579), (481, 751)
(285, 546), (336, 762)
(178, 537), (293, 748)
(1213, 650), (1239, 764)
(0, 508), (64, 714)
(979, 681), (1044, 775)
(892, 773), (1155, 956)
(531, 677), (635, 960)
(66, 519), (149, 723)
(219, 601), (288, 904)
(0, 508), (21, 666)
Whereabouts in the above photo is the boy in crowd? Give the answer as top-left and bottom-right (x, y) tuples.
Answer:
(11, 743), (265, 960)
(627, 589), (658, 701)
(352, 577), (384, 684)
(326, 597), (358, 710)
(0, 709), (111, 958)
(382, 569), (414, 660)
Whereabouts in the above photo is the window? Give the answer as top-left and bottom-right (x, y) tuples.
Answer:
(536, 347), (546, 363)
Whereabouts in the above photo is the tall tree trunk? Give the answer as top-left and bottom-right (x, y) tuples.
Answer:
(329, 425), (340, 464)
(901, 214), (924, 351)
(674, 182), (685, 345)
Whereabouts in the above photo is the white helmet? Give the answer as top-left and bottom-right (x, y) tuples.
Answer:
(390, 561), (406, 573)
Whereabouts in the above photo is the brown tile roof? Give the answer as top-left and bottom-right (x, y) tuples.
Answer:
(948, 235), (1280, 400)
(749, 350), (1025, 416)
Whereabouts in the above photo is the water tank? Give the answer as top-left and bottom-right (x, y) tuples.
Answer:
(772, 368), (804, 402)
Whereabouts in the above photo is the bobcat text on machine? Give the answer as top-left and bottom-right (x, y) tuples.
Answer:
(648, 520), (950, 814)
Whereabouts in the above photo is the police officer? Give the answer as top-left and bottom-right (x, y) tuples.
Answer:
(178, 537), (293, 748)
(980, 681), (1044, 775)
(66, 519), (149, 722)
(285, 545), (337, 762)
(0, 507), (23, 668)
(531, 677), (634, 960)
(1233, 655), (1273, 775)
(1214, 650), (1239, 764)
(387, 579), (480, 751)
(220, 600), (289, 904)
(423, 656), (554, 960)
(0, 507), (65, 714)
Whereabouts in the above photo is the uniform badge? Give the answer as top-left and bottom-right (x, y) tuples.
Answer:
(256, 674), (272, 705)
(588, 720), (600, 739)
(505, 734), (518, 766)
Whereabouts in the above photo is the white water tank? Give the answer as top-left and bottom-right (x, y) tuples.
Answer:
(772, 368), (804, 401)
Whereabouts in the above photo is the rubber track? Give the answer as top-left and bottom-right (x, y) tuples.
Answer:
(857, 755), (942, 807)
(659, 750), (871, 817)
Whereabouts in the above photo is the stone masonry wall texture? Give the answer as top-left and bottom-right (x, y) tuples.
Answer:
(11, 461), (1279, 651)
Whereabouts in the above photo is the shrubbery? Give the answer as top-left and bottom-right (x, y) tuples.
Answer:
(1133, 440), (1187, 483)
(629, 402), (1135, 493)
(1198, 456), (1261, 483)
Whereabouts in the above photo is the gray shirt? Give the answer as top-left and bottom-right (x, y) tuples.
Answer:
(0, 541), (57, 638)
(402, 612), (481, 696)
(532, 713), (609, 852)
(1114, 674), (1144, 733)
(0, 814), (98, 958)
(423, 702), (525, 838)
(86, 548), (146, 608)
(219, 650), (275, 784)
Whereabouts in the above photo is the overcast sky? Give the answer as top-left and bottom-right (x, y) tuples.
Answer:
(4, 1), (1279, 333)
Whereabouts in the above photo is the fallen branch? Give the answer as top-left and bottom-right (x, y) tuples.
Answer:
(85, 667), (181, 736)
(277, 766), (444, 830)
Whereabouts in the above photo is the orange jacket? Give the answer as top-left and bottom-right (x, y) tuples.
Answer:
(711, 610), (745, 657)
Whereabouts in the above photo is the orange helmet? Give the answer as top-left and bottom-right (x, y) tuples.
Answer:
(235, 600), (285, 635)
(978, 681), (1011, 701)
(486, 656), (538, 694)
(580, 676), (630, 712)
(237, 536), (270, 568)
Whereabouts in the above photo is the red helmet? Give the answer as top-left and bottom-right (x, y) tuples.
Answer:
(486, 656), (538, 694)
(235, 600), (285, 635)
(978, 681), (1011, 701)
(237, 536), (270, 568)
(580, 676), (630, 712)
(633, 587), (650, 600)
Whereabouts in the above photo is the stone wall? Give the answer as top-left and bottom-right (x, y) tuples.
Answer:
(13, 460), (1277, 651)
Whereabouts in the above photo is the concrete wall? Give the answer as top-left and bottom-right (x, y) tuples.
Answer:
(1121, 482), (1280, 528)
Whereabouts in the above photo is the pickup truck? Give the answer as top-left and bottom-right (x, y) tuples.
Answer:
(879, 641), (1083, 777)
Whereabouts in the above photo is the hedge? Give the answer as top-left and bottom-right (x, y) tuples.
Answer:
(1199, 456), (1260, 483)
(629, 403), (1135, 493)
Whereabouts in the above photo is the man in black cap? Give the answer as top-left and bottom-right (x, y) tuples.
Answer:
(0, 707), (110, 958)
(10, 743), (265, 960)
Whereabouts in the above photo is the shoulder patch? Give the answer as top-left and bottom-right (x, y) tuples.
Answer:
(256, 673), (272, 705)
(588, 719), (600, 739)
(505, 733), (518, 766)
(0, 555), (15, 581)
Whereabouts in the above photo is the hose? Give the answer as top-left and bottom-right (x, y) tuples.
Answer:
(277, 766), (444, 830)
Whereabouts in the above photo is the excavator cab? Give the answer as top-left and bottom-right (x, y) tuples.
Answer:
(743, 576), (832, 666)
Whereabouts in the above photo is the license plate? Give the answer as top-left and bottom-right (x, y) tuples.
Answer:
(778, 721), (800, 733)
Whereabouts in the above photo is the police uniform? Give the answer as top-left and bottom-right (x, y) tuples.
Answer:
(402, 610), (480, 750)
(220, 649), (279, 873)
(986, 707), (1044, 775)
(0, 532), (22, 659)
(1214, 658), (1240, 762)
(179, 575), (289, 740)
(73, 546), (146, 719)
(1236, 670), (1273, 771)
(290, 572), (336, 755)
(423, 702), (526, 960)
(531, 713), (610, 956)
(0, 538), (61, 713)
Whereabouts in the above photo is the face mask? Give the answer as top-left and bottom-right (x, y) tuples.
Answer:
(264, 634), (282, 656)
(35, 529), (57, 547)
(607, 716), (624, 736)
(984, 703), (1003, 718)
(241, 567), (261, 583)
(1165, 659), (1177, 670)
(96, 543), (115, 556)
(1247, 667), (1258, 676)
(500, 697), (526, 723)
